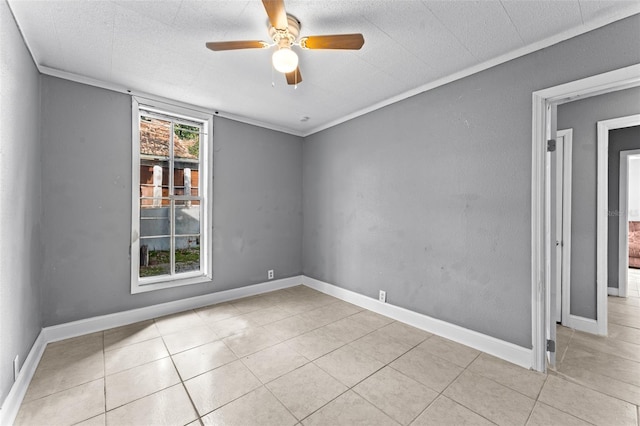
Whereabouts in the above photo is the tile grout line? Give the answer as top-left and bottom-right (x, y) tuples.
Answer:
(158, 326), (203, 426)
(260, 381), (304, 424)
(523, 374), (550, 426)
(259, 329), (374, 423)
(102, 330), (107, 420)
(296, 325), (433, 424)
(221, 303), (369, 362)
(103, 319), (199, 415)
(534, 376), (605, 426)
(427, 352), (499, 426)
(251, 316), (414, 424)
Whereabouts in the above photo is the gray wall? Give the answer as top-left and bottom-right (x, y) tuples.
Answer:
(303, 15), (640, 348)
(558, 89), (640, 317)
(212, 117), (303, 290)
(40, 76), (303, 326)
(0, 1), (43, 405)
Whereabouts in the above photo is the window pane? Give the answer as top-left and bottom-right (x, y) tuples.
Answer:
(175, 204), (200, 235)
(140, 203), (170, 238)
(140, 160), (169, 207)
(175, 237), (200, 274)
(139, 237), (171, 278)
(140, 117), (171, 158)
(190, 169), (200, 198)
(174, 122), (200, 198)
(139, 204), (171, 278)
(175, 203), (200, 273)
(175, 162), (199, 197)
(174, 123), (200, 161)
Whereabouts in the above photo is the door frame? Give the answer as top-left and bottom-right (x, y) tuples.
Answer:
(530, 63), (640, 372)
(602, 120), (640, 297)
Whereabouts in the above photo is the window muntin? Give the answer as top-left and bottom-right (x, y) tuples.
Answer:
(132, 99), (212, 293)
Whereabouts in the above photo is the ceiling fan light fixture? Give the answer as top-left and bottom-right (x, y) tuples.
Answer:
(272, 47), (298, 73)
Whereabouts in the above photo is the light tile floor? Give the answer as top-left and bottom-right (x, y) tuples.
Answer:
(14, 284), (640, 425)
(555, 268), (640, 423)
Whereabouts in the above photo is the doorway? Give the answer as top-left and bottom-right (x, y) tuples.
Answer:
(597, 119), (640, 305)
(617, 146), (640, 298)
(530, 63), (640, 372)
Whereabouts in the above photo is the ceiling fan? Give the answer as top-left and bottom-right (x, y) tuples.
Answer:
(205, 0), (365, 85)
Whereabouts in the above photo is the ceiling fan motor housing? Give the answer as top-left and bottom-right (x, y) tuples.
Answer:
(269, 14), (300, 48)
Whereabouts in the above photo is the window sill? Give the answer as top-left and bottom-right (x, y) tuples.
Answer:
(131, 274), (212, 294)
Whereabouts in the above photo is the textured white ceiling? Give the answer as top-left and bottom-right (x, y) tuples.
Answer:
(7, 0), (640, 135)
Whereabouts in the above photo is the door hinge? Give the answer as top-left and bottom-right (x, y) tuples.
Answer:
(547, 139), (556, 152)
(546, 339), (556, 352)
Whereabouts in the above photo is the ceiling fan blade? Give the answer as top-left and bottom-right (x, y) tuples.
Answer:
(262, 0), (288, 30)
(285, 67), (302, 85)
(300, 34), (365, 50)
(206, 40), (269, 51)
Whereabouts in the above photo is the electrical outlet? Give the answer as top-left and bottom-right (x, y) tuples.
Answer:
(379, 290), (386, 303)
(13, 355), (19, 381)
(268, 269), (274, 280)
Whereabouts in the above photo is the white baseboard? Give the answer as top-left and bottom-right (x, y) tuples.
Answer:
(1, 275), (302, 425)
(44, 275), (303, 343)
(302, 276), (533, 370)
(608, 287), (619, 296)
(3, 273), (539, 424)
(0, 331), (47, 426)
(567, 314), (601, 335)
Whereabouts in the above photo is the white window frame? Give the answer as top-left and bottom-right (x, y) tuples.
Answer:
(131, 97), (213, 294)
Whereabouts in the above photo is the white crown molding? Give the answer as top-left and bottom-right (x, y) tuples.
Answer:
(302, 9), (640, 137)
(22, 5), (639, 140)
(5, 0), (43, 75)
(37, 66), (306, 138)
(302, 276), (533, 370)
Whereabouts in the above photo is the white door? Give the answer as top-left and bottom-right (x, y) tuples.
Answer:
(547, 129), (573, 368)
(553, 130), (572, 324)
(552, 135), (564, 321)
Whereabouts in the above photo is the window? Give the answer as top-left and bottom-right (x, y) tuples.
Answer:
(131, 98), (213, 293)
